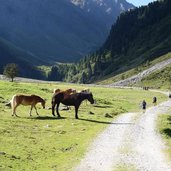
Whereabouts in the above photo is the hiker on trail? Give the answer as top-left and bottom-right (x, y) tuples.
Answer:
(169, 93), (171, 98)
(153, 96), (157, 105)
(142, 100), (147, 112)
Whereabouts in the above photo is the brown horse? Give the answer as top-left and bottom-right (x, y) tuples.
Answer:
(11, 94), (46, 117)
(52, 92), (94, 119)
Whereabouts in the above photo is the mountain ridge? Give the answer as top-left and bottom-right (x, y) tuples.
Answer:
(0, 0), (133, 63)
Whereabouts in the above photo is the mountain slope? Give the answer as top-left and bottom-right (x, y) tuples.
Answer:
(110, 53), (171, 87)
(0, 0), (134, 63)
(67, 0), (171, 83)
(0, 38), (45, 79)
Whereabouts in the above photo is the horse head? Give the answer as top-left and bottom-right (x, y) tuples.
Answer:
(87, 92), (94, 104)
(41, 99), (46, 109)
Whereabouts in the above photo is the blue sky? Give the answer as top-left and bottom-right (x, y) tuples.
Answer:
(126, 0), (157, 7)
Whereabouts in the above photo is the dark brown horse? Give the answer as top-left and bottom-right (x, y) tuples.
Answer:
(11, 94), (46, 117)
(51, 92), (94, 119)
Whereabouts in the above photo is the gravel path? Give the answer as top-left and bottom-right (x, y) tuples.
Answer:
(111, 58), (171, 86)
(74, 100), (171, 171)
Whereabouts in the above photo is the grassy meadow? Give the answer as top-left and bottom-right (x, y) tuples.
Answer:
(157, 111), (171, 163)
(0, 80), (168, 171)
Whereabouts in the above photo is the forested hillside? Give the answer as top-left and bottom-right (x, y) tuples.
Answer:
(57, 0), (171, 83)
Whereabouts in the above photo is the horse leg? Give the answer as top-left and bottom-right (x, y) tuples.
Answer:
(29, 105), (33, 116)
(12, 106), (15, 116)
(75, 106), (79, 119)
(13, 105), (19, 117)
(11, 98), (18, 117)
(34, 106), (39, 116)
(52, 102), (56, 116)
(56, 102), (61, 118)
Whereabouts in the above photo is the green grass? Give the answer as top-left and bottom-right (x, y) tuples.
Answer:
(157, 112), (171, 162)
(0, 81), (168, 171)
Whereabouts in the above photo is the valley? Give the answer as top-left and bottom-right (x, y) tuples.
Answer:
(0, 0), (171, 170)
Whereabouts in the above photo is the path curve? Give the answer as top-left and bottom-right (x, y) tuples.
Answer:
(74, 100), (171, 171)
(110, 57), (171, 86)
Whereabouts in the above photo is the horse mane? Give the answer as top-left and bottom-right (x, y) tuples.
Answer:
(80, 91), (92, 95)
(30, 94), (45, 102)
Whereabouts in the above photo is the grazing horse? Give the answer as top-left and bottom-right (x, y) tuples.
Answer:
(11, 94), (46, 117)
(52, 92), (94, 119)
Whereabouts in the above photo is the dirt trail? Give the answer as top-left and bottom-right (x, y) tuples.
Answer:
(74, 100), (171, 171)
(110, 57), (171, 86)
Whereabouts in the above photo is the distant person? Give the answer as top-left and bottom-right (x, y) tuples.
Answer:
(169, 93), (171, 98)
(153, 96), (157, 105)
(142, 100), (147, 112)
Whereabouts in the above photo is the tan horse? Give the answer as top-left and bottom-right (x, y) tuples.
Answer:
(11, 94), (46, 117)
(53, 88), (76, 94)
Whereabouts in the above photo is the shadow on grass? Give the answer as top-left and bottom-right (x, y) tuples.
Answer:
(78, 118), (134, 125)
(161, 116), (171, 138)
(93, 105), (112, 108)
(163, 128), (171, 138)
(29, 116), (66, 120)
(168, 116), (171, 122)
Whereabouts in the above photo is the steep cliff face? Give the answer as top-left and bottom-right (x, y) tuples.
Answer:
(70, 0), (134, 29)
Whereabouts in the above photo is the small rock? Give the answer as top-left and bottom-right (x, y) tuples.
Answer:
(44, 124), (49, 128)
(11, 155), (20, 159)
(0, 151), (6, 155)
(104, 113), (113, 118)
(57, 130), (66, 134)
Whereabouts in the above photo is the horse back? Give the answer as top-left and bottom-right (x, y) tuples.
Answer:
(52, 92), (78, 106)
(13, 94), (39, 106)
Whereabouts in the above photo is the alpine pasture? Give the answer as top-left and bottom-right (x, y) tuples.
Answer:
(0, 81), (167, 171)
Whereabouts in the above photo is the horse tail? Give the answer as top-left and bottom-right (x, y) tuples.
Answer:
(11, 95), (17, 110)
